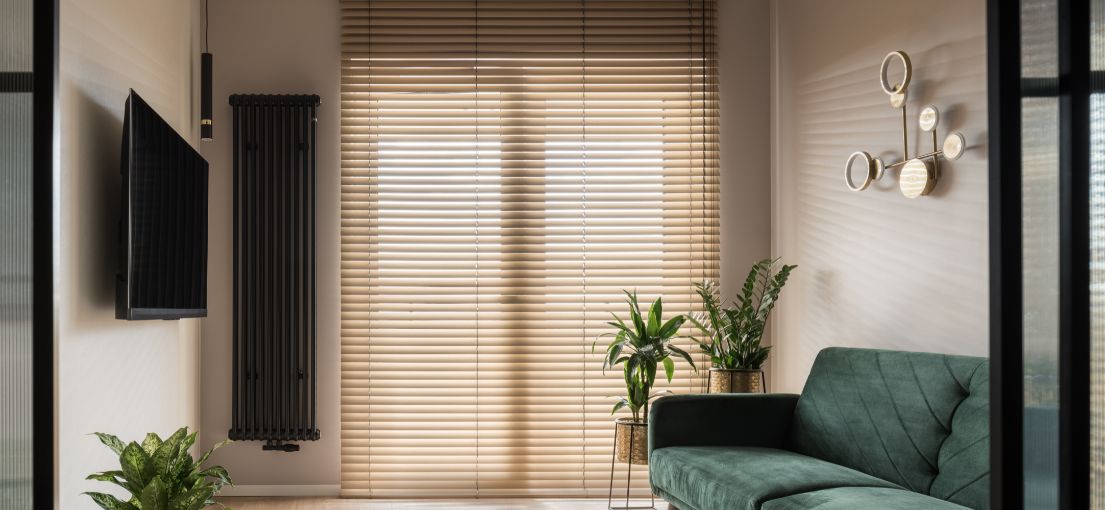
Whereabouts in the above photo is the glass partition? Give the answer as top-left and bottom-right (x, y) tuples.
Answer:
(1, 0), (45, 506)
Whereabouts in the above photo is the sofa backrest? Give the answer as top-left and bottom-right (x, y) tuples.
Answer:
(788, 347), (989, 509)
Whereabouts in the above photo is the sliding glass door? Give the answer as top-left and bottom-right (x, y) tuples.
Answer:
(989, 0), (1096, 507)
(0, 0), (54, 507)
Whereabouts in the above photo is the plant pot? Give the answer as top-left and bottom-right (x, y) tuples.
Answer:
(614, 418), (649, 465)
(709, 368), (764, 393)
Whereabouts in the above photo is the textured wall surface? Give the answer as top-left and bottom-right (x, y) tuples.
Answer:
(58, 0), (201, 507)
(771, 0), (989, 393)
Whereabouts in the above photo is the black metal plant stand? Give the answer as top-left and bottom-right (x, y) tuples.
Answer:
(607, 424), (656, 510)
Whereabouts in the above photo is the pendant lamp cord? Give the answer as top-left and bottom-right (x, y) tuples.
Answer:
(204, 0), (210, 53)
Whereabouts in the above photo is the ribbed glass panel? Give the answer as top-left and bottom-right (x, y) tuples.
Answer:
(0, 93), (33, 510)
(1090, 0), (1105, 506)
(0, 0), (35, 507)
(340, 0), (719, 498)
(1021, 1), (1060, 508)
(0, 0), (32, 73)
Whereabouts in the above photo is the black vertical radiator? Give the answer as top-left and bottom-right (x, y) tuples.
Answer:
(228, 94), (321, 451)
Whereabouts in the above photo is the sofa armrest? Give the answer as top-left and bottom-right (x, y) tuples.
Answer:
(648, 393), (800, 452)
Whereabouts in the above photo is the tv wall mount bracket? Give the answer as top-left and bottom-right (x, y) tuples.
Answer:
(844, 50), (967, 198)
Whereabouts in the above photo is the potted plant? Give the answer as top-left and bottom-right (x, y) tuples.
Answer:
(690, 258), (796, 393)
(597, 290), (696, 465)
(85, 427), (234, 510)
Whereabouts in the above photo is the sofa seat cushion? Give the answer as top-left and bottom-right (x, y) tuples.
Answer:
(650, 446), (901, 510)
(762, 487), (971, 510)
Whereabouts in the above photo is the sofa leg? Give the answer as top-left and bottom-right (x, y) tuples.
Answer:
(666, 504), (679, 510)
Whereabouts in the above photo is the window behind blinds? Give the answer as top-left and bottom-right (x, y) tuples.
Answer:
(339, 0), (719, 497)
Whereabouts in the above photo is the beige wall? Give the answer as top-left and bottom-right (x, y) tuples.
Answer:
(58, 0), (201, 507)
(718, 0), (772, 301)
(198, 0), (342, 491)
(770, 0), (989, 393)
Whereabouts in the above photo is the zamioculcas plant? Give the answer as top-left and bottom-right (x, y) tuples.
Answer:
(690, 258), (797, 370)
(598, 290), (696, 423)
(85, 427), (233, 510)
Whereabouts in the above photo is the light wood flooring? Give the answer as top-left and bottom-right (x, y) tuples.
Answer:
(219, 498), (673, 509)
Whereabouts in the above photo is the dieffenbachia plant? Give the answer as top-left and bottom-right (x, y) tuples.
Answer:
(85, 427), (233, 510)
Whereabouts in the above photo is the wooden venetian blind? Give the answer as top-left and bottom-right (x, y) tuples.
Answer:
(340, 0), (718, 497)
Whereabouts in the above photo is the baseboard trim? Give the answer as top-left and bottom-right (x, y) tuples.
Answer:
(219, 484), (341, 497)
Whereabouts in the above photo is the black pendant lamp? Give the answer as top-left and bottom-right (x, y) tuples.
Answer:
(201, 0), (213, 141)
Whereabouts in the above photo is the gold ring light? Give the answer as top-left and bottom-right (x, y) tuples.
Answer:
(845, 50), (967, 198)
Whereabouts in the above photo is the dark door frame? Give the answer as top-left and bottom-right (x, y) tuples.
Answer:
(986, 0), (1023, 507)
(32, 0), (57, 507)
(987, 0), (1092, 507)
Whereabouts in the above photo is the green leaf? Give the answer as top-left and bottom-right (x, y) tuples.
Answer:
(119, 442), (154, 489)
(169, 483), (215, 510)
(151, 444), (181, 478)
(151, 428), (188, 476)
(687, 314), (709, 334)
(647, 297), (662, 336)
(625, 290), (646, 337)
(86, 470), (124, 482)
(170, 431), (199, 478)
(196, 438), (233, 468)
(657, 315), (685, 339)
(140, 476), (170, 510)
(604, 337), (626, 372)
(739, 260), (764, 309)
(609, 313), (630, 333)
(611, 398), (629, 415)
(196, 465), (233, 486)
(662, 356), (675, 382)
(668, 344), (697, 371)
(84, 492), (139, 510)
(178, 431), (198, 456)
(141, 433), (163, 456)
(93, 433), (127, 456)
(625, 356), (640, 385)
(86, 470), (135, 496)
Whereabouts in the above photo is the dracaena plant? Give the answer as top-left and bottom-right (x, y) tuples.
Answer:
(597, 290), (696, 423)
(690, 258), (797, 370)
(85, 427), (233, 510)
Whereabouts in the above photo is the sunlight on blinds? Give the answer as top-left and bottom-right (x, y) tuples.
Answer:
(340, 0), (719, 497)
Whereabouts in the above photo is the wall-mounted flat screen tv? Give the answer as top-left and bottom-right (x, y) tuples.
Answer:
(116, 89), (208, 320)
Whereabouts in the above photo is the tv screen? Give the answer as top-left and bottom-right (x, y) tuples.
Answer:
(116, 89), (208, 320)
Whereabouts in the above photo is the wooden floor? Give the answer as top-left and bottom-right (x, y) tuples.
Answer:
(218, 498), (671, 509)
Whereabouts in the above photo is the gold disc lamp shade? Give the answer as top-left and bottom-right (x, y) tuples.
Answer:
(899, 159), (936, 199)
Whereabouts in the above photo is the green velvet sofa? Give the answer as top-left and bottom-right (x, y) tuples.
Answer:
(648, 347), (989, 510)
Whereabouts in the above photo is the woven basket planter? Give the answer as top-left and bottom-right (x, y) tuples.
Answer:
(708, 368), (765, 393)
(613, 418), (649, 465)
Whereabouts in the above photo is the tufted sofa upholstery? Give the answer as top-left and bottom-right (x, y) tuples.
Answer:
(648, 347), (989, 510)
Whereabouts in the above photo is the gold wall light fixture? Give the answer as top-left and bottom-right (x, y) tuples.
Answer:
(845, 50), (967, 198)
